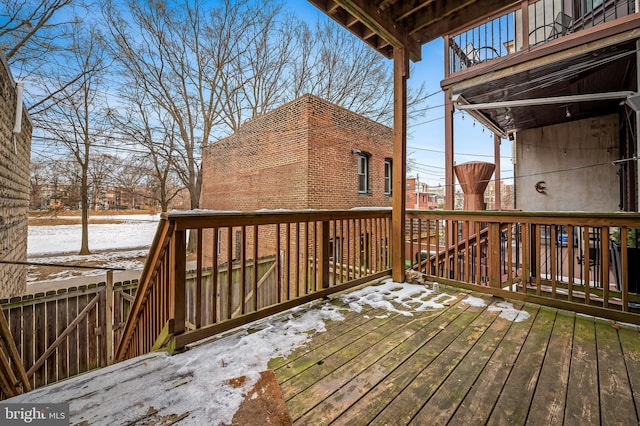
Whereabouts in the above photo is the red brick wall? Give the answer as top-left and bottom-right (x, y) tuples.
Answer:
(0, 54), (30, 297)
(200, 94), (393, 211)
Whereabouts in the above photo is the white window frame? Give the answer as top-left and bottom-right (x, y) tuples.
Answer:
(358, 153), (369, 194)
(384, 158), (392, 195)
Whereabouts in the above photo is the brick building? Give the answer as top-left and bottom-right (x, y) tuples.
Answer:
(0, 53), (31, 297)
(406, 177), (438, 210)
(199, 95), (393, 276)
(201, 94), (393, 211)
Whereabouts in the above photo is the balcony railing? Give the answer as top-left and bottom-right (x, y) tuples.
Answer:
(115, 209), (392, 361)
(407, 210), (640, 324)
(447, 0), (636, 75)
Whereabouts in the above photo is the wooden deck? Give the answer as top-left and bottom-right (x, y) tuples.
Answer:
(271, 285), (640, 425)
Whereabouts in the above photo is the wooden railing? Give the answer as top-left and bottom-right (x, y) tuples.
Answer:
(407, 210), (640, 324)
(115, 210), (392, 361)
(447, 0), (636, 75)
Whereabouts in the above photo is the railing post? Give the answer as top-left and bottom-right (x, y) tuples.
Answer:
(318, 221), (330, 289)
(105, 270), (114, 365)
(172, 229), (186, 339)
(488, 222), (502, 287)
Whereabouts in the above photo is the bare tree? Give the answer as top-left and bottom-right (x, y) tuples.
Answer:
(37, 23), (109, 254)
(108, 87), (185, 213)
(88, 153), (116, 210)
(0, 0), (101, 116)
(103, 0), (255, 213)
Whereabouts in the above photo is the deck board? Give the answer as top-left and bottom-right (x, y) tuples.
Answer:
(372, 304), (500, 425)
(596, 317), (638, 424)
(273, 284), (640, 425)
(564, 314), (599, 425)
(527, 310), (575, 425)
(409, 302), (520, 425)
(293, 297), (472, 424)
(448, 303), (540, 424)
(487, 306), (556, 424)
(285, 296), (470, 422)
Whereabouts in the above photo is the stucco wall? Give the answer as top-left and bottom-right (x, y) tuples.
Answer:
(0, 54), (31, 297)
(515, 113), (619, 212)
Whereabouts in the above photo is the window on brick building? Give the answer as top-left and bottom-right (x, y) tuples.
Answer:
(357, 153), (369, 193)
(384, 158), (392, 195)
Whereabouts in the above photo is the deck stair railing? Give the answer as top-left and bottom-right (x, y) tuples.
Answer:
(407, 210), (640, 325)
(0, 307), (30, 397)
(115, 210), (392, 361)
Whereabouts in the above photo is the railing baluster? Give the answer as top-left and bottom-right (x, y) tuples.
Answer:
(295, 222), (300, 298)
(195, 229), (202, 329)
(568, 225), (574, 302)
(226, 227), (233, 320)
(212, 227), (219, 323)
(584, 226), (591, 304)
(240, 226), (246, 316)
(252, 225), (258, 312)
(172, 230), (186, 339)
(275, 224), (281, 304)
(551, 225), (557, 298)
(602, 226), (610, 309)
(622, 227), (629, 311)
(285, 223), (291, 301)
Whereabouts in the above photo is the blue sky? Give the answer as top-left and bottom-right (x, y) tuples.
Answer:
(288, 1), (514, 188)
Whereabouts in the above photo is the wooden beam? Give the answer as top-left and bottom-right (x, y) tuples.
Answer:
(410, 0), (514, 44)
(392, 47), (409, 283)
(333, 0), (422, 61)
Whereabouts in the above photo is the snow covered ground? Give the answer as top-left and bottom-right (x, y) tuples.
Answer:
(28, 214), (160, 257)
(27, 214), (160, 282)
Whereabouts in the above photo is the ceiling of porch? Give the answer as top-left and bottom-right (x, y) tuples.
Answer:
(451, 37), (637, 135)
(306, 0), (517, 62)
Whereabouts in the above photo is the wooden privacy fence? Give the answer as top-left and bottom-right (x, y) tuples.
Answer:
(0, 278), (137, 399)
(407, 210), (640, 324)
(116, 210), (393, 362)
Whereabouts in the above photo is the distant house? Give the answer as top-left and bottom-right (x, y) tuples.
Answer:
(406, 177), (438, 210)
(0, 53), (31, 297)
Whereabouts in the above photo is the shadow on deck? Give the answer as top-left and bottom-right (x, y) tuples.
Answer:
(272, 283), (640, 425)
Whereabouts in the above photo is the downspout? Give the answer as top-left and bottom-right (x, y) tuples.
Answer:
(12, 81), (24, 154)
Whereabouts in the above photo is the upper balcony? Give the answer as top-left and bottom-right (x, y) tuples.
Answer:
(446, 0), (636, 78)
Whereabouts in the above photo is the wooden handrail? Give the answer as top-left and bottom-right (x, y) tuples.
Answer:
(114, 218), (173, 361)
(116, 210), (392, 360)
(406, 210), (640, 325)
